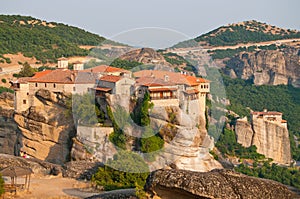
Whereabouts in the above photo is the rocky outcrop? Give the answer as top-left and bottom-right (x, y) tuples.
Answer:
(0, 92), (20, 155)
(13, 91), (76, 164)
(148, 105), (222, 172)
(251, 118), (291, 165)
(235, 116), (291, 165)
(119, 47), (170, 66)
(235, 117), (253, 147)
(145, 169), (297, 199)
(225, 47), (300, 87)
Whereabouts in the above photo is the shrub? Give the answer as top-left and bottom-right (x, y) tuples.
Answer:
(1, 78), (6, 83)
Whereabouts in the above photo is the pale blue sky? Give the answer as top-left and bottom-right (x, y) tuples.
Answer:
(1, 0), (299, 45)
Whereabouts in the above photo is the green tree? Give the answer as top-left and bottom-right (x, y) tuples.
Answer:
(72, 93), (101, 126)
(92, 150), (149, 191)
(17, 62), (37, 77)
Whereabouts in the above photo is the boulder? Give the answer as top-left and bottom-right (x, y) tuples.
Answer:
(145, 169), (298, 199)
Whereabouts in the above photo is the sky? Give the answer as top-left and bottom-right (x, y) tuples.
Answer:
(1, 0), (299, 48)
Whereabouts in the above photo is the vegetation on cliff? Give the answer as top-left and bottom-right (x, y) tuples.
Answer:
(0, 174), (4, 196)
(216, 128), (265, 160)
(216, 126), (300, 190)
(0, 87), (13, 94)
(235, 162), (300, 189)
(195, 20), (300, 46)
(0, 15), (106, 63)
(223, 75), (300, 160)
(92, 151), (149, 191)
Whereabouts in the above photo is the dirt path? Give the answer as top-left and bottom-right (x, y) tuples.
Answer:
(4, 176), (100, 199)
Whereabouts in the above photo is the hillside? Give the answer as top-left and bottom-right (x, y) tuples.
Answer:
(0, 15), (106, 63)
(195, 20), (300, 46)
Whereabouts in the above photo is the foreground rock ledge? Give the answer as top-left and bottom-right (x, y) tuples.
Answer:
(145, 169), (298, 199)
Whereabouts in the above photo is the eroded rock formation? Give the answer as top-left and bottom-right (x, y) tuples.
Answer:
(0, 92), (20, 155)
(148, 105), (222, 172)
(225, 47), (300, 87)
(235, 114), (291, 165)
(145, 169), (297, 199)
(13, 90), (76, 164)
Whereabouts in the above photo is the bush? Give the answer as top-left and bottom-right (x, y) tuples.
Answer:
(1, 78), (6, 83)
(0, 86), (13, 94)
(92, 151), (149, 191)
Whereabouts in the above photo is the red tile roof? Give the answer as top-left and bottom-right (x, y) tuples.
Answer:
(281, 120), (287, 123)
(15, 77), (32, 84)
(32, 70), (53, 79)
(29, 69), (76, 84)
(93, 87), (112, 92)
(183, 89), (199, 94)
(100, 75), (121, 83)
(136, 77), (176, 87)
(134, 70), (209, 86)
(82, 65), (129, 74)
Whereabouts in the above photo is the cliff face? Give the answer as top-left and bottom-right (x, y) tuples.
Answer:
(225, 48), (300, 87)
(145, 169), (297, 199)
(251, 118), (291, 164)
(13, 90), (76, 164)
(235, 117), (291, 165)
(0, 92), (20, 155)
(148, 105), (222, 172)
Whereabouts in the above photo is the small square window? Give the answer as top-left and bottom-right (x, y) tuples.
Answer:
(23, 100), (26, 104)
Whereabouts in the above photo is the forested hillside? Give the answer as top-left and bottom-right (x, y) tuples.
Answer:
(223, 75), (300, 160)
(195, 20), (300, 46)
(0, 15), (106, 63)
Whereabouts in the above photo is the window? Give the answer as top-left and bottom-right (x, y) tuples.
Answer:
(73, 87), (76, 91)
(23, 99), (26, 104)
(45, 83), (47, 88)
(27, 92), (29, 96)
(139, 89), (142, 94)
(35, 83), (38, 87)
(201, 85), (203, 89)
(53, 84), (56, 88)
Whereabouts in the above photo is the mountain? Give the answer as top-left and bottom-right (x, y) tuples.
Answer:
(195, 20), (300, 46)
(0, 15), (106, 63)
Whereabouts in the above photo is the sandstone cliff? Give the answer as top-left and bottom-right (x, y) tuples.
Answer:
(235, 116), (291, 165)
(225, 47), (300, 87)
(145, 169), (297, 199)
(0, 92), (20, 155)
(251, 117), (291, 165)
(148, 105), (222, 172)
(13, 89), (76, 164)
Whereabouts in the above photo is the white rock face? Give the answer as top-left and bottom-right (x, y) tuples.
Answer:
(235, 116), (291, 165)
(252, 119), (291, 165)
(149, 105), (222, 172)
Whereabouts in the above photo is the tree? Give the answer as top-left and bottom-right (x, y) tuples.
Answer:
(72, 93), (101, 126)
(17, 62), (37, 77)
(92, 151), (149, 191)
